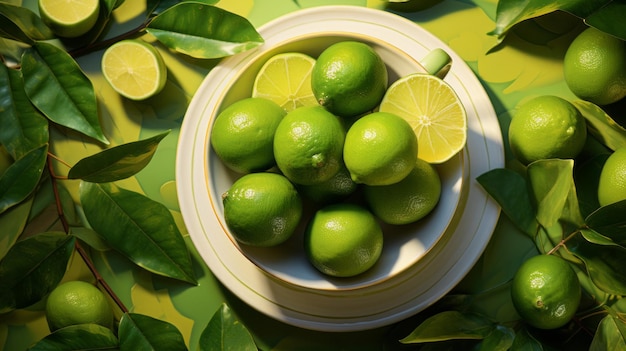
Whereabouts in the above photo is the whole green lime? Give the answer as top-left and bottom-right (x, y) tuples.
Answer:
(344, 112), (418, 185)
(364, 158), (441, 225)
(45, 280), (114, 332)
(304, 203), (383, 277)
(211, 97), (286, 174)
(273, 106), (345, 185)
(508, 95), (587, 165)
(311, 41), (388, 117)
(511, 255), (581, 330)
(598, 147), (626, 206)
(223, 172), (302, 247)
(563, 27), (626, 106)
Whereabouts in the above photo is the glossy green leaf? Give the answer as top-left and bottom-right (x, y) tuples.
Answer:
(147, 0), (220, 15)
(0, 144), (47, 214)
(590, 315), (626, 351)
(585, 200), (626, 246)
(400, 311), (495, 343)
(568, 232), (626, 295)
(79, 182), (196, 284)
(527, 159), (584, 229)
(21, 42), (108, 144)
(0, 3), (54, 43)
(580, 228), (620, 246)
(510, 327), (543, 351)
(28, 323), (119, 351)
(0, 232), (75, 313)
(118, 313), (187, 351)
(490, 0), (626, 42)
(476, 325), (515, 351)
(476, 168), (538, 236)
(146, 3), (264, 59)
(0, 63), (49, 160)
(198, 303), (257, 351)
(584, 1), (626, 41)
(573, 100), (626, 152)
(68, 131), (170, 182)
(0, 196), (33, 259)
(70, 226), (111, 251)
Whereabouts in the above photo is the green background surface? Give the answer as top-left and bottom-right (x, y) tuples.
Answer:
(1, 0), (586, 349)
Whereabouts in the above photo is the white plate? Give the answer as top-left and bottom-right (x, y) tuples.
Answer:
(176, 6), (503, 332)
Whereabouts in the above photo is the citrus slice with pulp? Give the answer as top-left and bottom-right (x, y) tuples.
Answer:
(379, 73), (467, 164)
(39, 0), (100, 38)
(252, 52), (317, 112)
(101, 39), (167, 101)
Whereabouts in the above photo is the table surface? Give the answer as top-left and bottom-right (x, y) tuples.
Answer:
(2, 0), (585, 349)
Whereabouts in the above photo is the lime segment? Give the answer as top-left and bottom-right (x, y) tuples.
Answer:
(252, 53), (318, 112)
(379, 73), (467, 164)
(39, 0), (100, 38)
(101, 39), (167, 101)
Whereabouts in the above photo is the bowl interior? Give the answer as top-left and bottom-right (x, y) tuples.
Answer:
(206, 32), (465, 291)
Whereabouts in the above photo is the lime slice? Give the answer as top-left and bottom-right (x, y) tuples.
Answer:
(101, 39), (167, 101)
(379, 73), (467, 164)
(252, 52), (318, 112)
(38, 0), (100, 38)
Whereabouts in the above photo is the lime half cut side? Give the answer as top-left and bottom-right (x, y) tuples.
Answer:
(379, 73), (467, 164)
(39, 0), (100, 38)
(101, 39), (167, 101)
(252, 52), (318, 112)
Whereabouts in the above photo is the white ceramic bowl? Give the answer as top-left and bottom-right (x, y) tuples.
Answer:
(177, 6), (503, 331)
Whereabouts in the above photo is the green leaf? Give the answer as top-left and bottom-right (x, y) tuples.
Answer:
(73, 0), (123, 47)
(575, 154), (609, 218)
(0, 232), (75, 313)
(580, 228), (620, 246)
(527, 159), (584, 229)
(490, 0), (626, 43)
(569, 232), (626, 295)
(0, 144), (47, 214)
(585, 200), (626, 247)
(79, 182), (196, 284)
(400, 311), (495, 344)
(118, 313), (187, 351)
(584, 1), (626, 41)
(147, 0), (220, 16)
(68, 131), (170, 182)
(573, 100), (626, 152)
(198, 303), (257, 351)
(476, 168), (538, 236)
(476, 325), (515, 351)
(0, 197), (32, 259)
(0, 63), (49, 160)
(70, 226), (111, 251)
(0, 3), (54, 43)
(146, 3), (264, 59)
(590, 315), (626, 351)
(28, 323), (119, 351)
(21, 42), (108, 144)
(510, 327), (543, 351)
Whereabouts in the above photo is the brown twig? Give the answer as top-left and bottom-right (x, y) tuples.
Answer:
(47, 155), (129, 313)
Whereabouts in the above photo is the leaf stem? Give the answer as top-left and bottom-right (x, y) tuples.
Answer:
(546, 230), (579, 255)
(47, 156), (129, 314)
(68, 20), (150, 58)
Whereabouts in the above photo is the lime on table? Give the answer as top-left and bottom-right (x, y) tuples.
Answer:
(39, 0), (100, 38)
(101, 39), (167, 101)
(252, 53), (318, 112)
(379, 73), (467, 164)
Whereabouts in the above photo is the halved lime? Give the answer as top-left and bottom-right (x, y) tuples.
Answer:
(252, 52), (318, 112)
(39, 0), (100, 38)
(379, 73), (467, 164)
(101, 39), (167, 101)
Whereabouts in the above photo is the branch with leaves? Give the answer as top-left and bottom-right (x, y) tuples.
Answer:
(0, 0), (263, 349)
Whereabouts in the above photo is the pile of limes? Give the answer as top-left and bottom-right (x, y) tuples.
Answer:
(211, 41), (467, 278)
